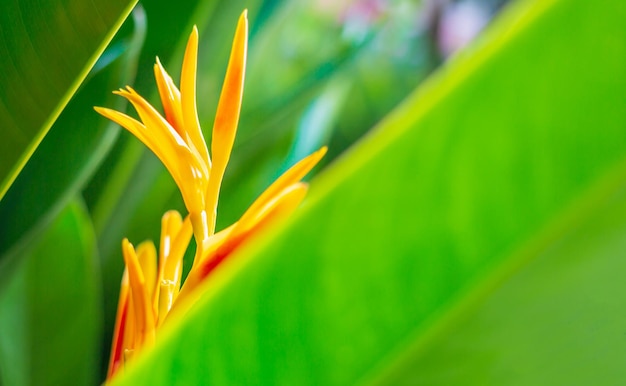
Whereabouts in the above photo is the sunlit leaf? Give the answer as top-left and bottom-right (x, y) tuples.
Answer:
(110, 0), (626, 384)
(372, 181), (626, 385)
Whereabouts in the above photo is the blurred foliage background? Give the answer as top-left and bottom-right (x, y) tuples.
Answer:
(4, 0), (626, 385)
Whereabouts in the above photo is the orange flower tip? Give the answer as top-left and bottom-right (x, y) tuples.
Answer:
(94, 106), (117, 121)
(113, 88), (132, 98)
(186, 26), (198, 49)
(239, 11), (249, 36)
(94, 105), (119, 116)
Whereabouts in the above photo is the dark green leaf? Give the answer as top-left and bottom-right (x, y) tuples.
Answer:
(0, 8), (146, 260)
(0, 200), (101, 386)
(0, 0), (137, 199)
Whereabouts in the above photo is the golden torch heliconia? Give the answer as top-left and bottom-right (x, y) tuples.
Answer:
(95, 10), (326, 380)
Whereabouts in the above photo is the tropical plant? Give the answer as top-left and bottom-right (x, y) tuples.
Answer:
(0, 0), (624, 385)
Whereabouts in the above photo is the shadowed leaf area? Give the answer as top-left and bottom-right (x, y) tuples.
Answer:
(0, 0), (135, 198)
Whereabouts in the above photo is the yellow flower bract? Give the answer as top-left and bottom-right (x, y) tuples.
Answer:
(95, 10), (326, 380)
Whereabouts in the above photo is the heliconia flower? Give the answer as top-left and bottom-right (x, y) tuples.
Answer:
(95, 10), (326, 381)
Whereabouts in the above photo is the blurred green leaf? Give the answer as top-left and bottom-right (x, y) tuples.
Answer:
(110, 0), (626, 384)
(282, 77), (351, 170)
(0, 0), (136, 200)
(0, 199), (101, 386)
(373, 175), (626, 385)
(0, 8), (146, 260)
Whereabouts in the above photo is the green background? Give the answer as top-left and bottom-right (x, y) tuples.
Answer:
(1, 0), (625, 384)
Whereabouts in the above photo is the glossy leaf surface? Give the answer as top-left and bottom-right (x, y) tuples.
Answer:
(111, 0), (626, 384)
(0, 0), (136, 199)
(0, 9), (145, 260)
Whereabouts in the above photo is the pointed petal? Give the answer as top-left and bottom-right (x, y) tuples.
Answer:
(115, 87), (188, 150)
(122, 289), (136, 364)
(162, 215), (192, 283)
(180, 26), (211, 169)
(230, 182), (308, 248)
(136, 241), (157, 303)
(155, 60), (207, 174)
(94, 107), (160, 158)
(157, 215), (193, 324)
(115, 88), (209, 214)
(122, 239), (156, 351)
(96, 99), (185, 185)
(154, 211), (181, 317)
(95, 106), (191, 207)
(107, 269), (129, 380)
(157, 211), (183, 283)
(241, 147), (326, 226)
(204, 11), (248, 234)
(154, 57), (184, 134)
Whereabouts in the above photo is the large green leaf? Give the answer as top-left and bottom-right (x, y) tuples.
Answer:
(371, 176), (626, 385)
(0, 9), (146, 259)
(0, 0), (136, 199)
(0, 200), (101, 386)
(111, 0), (626, 384)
